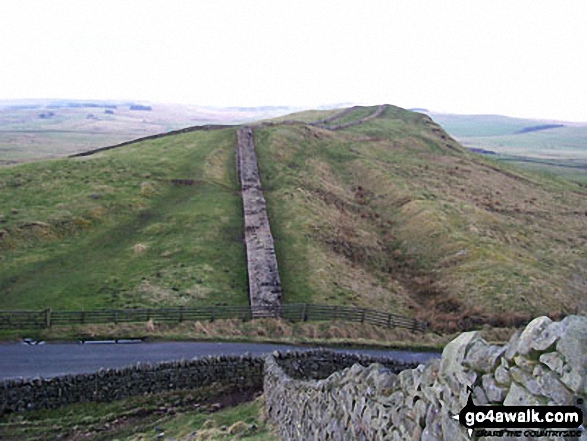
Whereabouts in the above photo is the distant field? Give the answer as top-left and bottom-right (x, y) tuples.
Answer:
(457, 126), (587, 159)
(0, 100), (294, 163)
(427, 112), (587, 183)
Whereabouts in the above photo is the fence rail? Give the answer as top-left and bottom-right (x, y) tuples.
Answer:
(0, 304), (427, 333)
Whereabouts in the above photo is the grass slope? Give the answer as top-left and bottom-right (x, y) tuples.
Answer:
(254, 106), (587, 327)
(0, 129), (247, 309)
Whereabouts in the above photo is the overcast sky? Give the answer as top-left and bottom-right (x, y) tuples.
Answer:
(1, 0), (586, 121)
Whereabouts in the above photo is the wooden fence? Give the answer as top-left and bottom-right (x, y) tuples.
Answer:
(0, 304), (428, 333)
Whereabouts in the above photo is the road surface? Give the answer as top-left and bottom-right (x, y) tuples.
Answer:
(0, 341), (440, 380)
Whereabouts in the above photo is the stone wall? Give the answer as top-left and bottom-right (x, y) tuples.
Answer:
(0, 350), (417, 415)
(1, 354), (264, 413)
(236, 127), (283, 312)
(70, 124), (232, 157)
(314, 104), (389, 131)
(271, 350), (419, 382)
(265, 315), (586, 440)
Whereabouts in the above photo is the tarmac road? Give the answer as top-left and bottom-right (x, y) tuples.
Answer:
(0, 341), (440, 380)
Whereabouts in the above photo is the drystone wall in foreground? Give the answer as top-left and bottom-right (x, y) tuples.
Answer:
(1, 355), (264, 413)
(0, 350), (417, 414)
(265, 315), (586, 440)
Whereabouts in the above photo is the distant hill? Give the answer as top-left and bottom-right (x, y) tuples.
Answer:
(421, 111), (587, 183)
(0, 100), (295, 163)
(0, 105), (585, 330)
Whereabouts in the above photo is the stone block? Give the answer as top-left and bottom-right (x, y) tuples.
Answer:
(533, 364), (574, 405)
(481, 373), (508, 403)
(440, 331), (482, 382)
(464, 342), (505, 373)
(503, 382), (542, 406)
(494, 361), (511, 387)
(504, 330), (521, 361)
(516, 316), (553, 356)
(421, 359), (440, 387)
(556, 315), (587, 394)
(530, 321), (565, 352)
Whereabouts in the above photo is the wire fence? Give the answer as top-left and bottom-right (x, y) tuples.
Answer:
(0, 304), (427, 333)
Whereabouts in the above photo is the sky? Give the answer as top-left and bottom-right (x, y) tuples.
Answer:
(1, 0), (586, 122)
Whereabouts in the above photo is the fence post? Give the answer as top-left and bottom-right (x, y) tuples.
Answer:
(334, 305), (339, 320)
(210, 307), (215, 322)
(387, 313), (391, 328)
(44, 308), (52, 328)
(179, 306), (184, 323)
(361, 308), (366, 324)
(302, 304), (308, 322)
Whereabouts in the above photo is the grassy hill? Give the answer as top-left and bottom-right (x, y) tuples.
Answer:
(0, 129), (248, 309)
(1, 105), (586, 330)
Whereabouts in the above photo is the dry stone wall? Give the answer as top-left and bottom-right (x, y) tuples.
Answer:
(237, 127), (283, 312)
(309, 106), (358, 125)
(271, 350), (419, 382)
(70, 124), (231, 157)
(0, 351), (417, 415)
(314, 104), (389, 131)
(265, 315), (586, 440)
(1, 354), (264, 413)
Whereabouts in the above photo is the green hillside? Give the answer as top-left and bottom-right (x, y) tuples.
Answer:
(1, 105), (586, 329)
(255, 106), (587, 323)
(0, 129), (247, 309)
